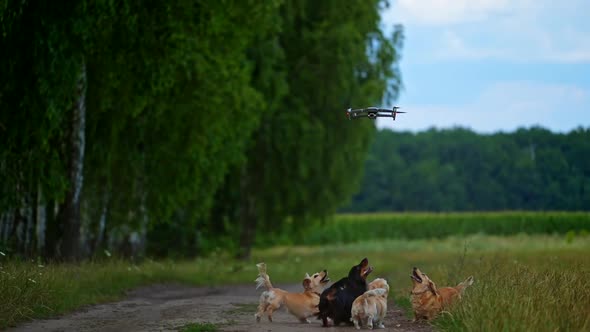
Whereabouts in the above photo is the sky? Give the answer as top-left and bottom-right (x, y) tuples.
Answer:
(377, 0), (590, 133)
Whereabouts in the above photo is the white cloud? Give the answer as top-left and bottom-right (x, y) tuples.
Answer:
(382, 0), (590, 64)
(434, 30), (507, 60)
(384, 0), (518, 26)
(378, 81), (590, 133)
(432, 27), (590, 63)
(547, 51), (590, 63)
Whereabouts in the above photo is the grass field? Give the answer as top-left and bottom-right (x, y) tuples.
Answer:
(2, 216), (590, 330)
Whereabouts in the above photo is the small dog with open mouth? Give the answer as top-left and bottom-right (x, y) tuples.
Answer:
(410, 267), (474, 321)
(350, 278), (390, 329)
(317, 257), (374, 327)
(254, 262), (330, 323)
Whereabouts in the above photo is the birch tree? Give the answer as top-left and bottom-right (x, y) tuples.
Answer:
(209, 0), (404, 259)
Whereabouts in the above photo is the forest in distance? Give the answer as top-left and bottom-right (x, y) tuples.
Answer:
(343, 126), (590, 212)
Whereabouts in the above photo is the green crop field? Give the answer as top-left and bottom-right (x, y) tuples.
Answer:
(290, 211), (590, 246)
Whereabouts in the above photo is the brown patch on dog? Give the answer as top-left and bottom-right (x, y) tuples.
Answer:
(325, 288), (337, 301)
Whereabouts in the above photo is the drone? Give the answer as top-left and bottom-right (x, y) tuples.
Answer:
(346, 106), (406, 121)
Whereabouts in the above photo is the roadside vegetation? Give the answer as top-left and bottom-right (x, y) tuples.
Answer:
(2, 230), (589, 330)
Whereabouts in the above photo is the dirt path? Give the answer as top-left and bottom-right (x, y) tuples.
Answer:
(9, 284), (434, 332)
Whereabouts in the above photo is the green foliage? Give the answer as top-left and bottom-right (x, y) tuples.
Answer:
(0, 0), (83, 211)
(83, 0), (285, 231)
(1, 0), (301, 258)
(259, 0), (403, 221)
(1, 0), (402, 259)
(344, 127), (590, 212)
(207, 0), (404, 258)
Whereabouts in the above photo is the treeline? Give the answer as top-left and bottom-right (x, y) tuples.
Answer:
(0, 0), (403, 260)
(344, 127), (590, 212)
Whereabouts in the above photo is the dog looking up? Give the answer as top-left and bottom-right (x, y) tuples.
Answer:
(317, 257), (373, 327)
(255, 262), (330, 323)
(410, 267), (474, 321)
(351, 278), (390, 329)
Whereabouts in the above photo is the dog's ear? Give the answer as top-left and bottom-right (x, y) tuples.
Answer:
(302, 278), (312, 289)
(305, 273), (310, 278)
(428, 280), (439, 295)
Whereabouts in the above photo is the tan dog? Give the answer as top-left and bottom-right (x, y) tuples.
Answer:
(351, 278), (390, 329)
(410, 267), (473, 321)
(255, 262), (330, 323)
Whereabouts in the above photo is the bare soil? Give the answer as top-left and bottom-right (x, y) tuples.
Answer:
(9, 283), (434, 332)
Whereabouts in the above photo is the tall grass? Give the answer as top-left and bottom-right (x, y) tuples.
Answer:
(0, 260), (161, 328)
(296, 211), (590, 245)
(432, 256), (590, 332)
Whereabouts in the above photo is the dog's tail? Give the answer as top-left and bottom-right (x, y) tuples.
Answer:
(455, 276), (474, 294)
(255, 262), (273, 290)
(364, 288), (388, 297)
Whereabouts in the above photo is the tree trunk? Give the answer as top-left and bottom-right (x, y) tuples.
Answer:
(0, 212), (5, 244)
(4, 211), (14, 244)
(59, 60), (87, 261)
(136, 189), (148, 260)
(44, 201), (60, 260)
(15, 206), (26, 254)
(36, 185), (46, 254)
(24, 197), (35, 256)
(236, 169), (257, 260)
(92, 188), (109, 255)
